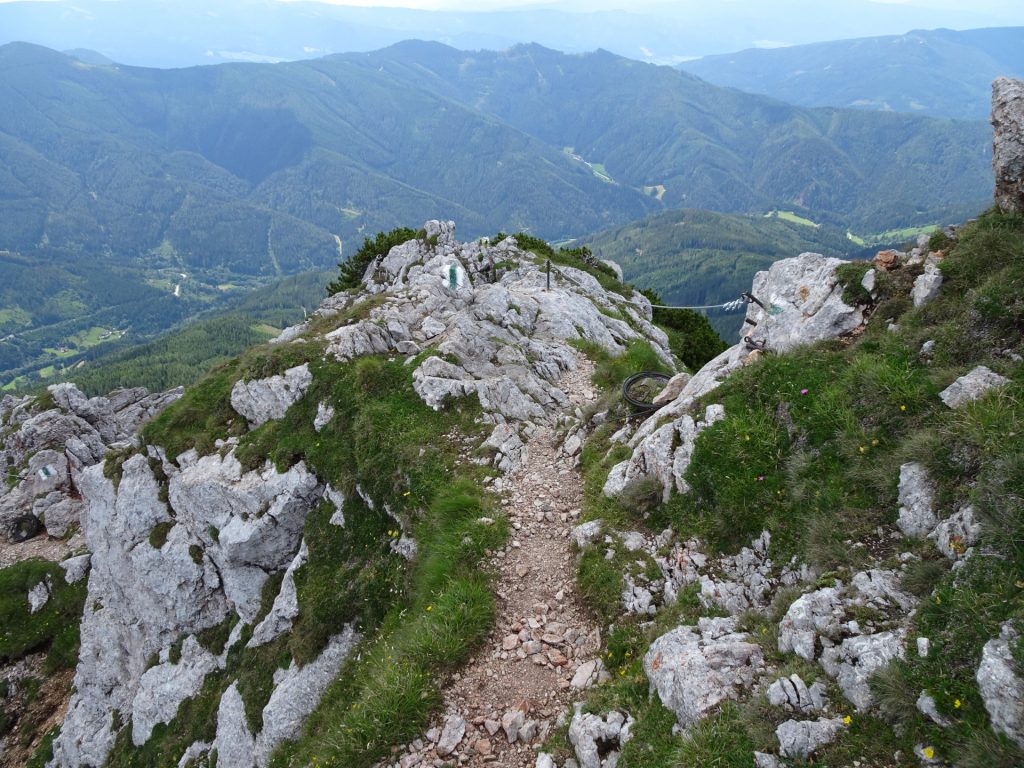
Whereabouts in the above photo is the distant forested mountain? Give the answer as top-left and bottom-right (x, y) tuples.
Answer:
(0, 0), (1013, 69)
(680, 26), (1024, 120)
(355, 41), (990, 231)
(0, 40), (992, 385)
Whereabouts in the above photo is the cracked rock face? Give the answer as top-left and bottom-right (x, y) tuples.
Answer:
(168, 451), (322, 623)
(1, 384), (180, 540)
(644, 617), (764, 729)
(50, 447), (325, 767)
(52, 457), (229, 768)
(992, 77), (1024, 214)
(766, 674), (829, 714)
(251, 627), (360, 767)
(131, 636), (219, 746)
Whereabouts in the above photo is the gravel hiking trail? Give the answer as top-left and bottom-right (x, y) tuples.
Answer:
(383, 356), (604, 768)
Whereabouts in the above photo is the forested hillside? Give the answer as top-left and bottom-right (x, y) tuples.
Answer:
(345, 41), (991, 230)
(0, 40), (993, 387)
(5, 271), (328, 394)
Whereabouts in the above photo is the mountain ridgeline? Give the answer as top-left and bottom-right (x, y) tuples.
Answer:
(0, 39), (990, 265)
(680, 26), (1024, 121)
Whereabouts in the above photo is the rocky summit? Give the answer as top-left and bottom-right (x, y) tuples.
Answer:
(31, 221), (675, 768)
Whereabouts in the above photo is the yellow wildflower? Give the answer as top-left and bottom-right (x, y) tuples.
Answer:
(923, 746), (935, 759)
(843, 715), (852, 726)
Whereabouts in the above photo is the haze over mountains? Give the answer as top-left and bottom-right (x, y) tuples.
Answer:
(681, 26), (1024, 120)
(1, 0), (1023, 68)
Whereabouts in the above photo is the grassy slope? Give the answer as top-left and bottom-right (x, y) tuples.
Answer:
(0, 559), (88, 765)
(565, 210), (1024, 767)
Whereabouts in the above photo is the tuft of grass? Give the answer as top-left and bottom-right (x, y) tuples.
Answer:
(901, 556), (951, 598)
(956, 729), (1024, 768)
(869, 661), (924, 732)
(618, 475), (664, 516)
(148, 521), (174, 550)
(837, 260), (874, 306)
(195, 614), (238, 656)
(577, 546), (626, 625)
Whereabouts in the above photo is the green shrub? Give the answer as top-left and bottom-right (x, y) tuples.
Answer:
(327, 228), (418, 295)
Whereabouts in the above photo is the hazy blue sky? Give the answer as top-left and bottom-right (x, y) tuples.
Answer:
(273, 0), (1024, 16)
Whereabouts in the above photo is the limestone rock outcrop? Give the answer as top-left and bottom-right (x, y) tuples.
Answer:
(49, 222), (677, 768)
(977, 621), (1024, 748)
(605, 252), (863, 503)
(644, 617), (764, 729)
(1, 384), (181, 540)
(992, 77), (1024, 214)
(298, 221), (673, 429)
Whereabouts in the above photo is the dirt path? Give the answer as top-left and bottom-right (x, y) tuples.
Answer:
(383, 356), (602, 768)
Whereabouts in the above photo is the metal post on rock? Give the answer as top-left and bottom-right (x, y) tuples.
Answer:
(546, 259), (551, 291)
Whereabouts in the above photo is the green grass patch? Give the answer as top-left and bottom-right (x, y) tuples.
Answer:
(269, 483), (505, 768)
(767, 210), (819, 228)
(0, 559), (87, 668)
